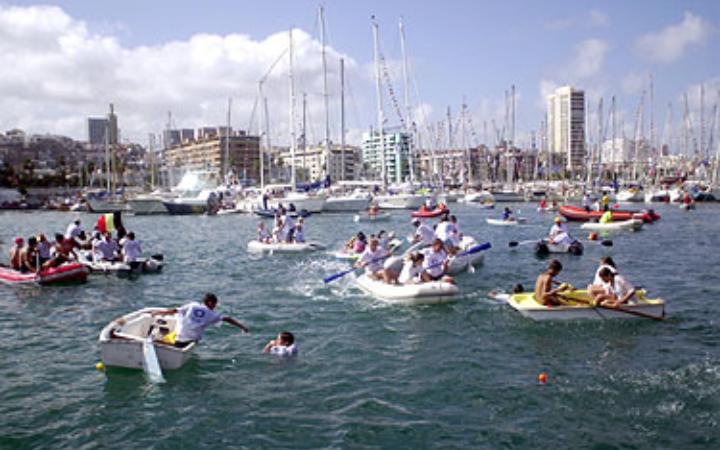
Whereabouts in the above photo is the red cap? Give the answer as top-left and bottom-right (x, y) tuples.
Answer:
(15, 237), (23, 244)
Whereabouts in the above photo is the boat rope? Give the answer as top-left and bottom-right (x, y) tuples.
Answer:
(379, 51), (407, 129)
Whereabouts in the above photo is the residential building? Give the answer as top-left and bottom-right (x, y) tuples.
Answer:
(87, 118), (108, 145)
(547, 86), (586, 172)
(278, 144), (360, 182)
(361, 130), (414, 184)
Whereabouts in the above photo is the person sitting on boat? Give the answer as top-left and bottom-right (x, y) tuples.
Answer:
(37, 234), (52, 267)
(65, 218), (82, 241)
(539, 198), (547, 209)
(411, 219), (435, 246)
(434, 215), (458, 254)
(502, 207), (514, 221)
(599, 210), (613, 224)
(152, 293), (249, 348)
(534, 259), (568, 306)
(352, 232), (367, 253)
(548, 217), (572, 246)
(271, 216), (283, 243)
(257, 221), (271, 243)
(587, 256), (617, 298)
(420, 239), (454, 284)
(398, 252), (424, 284)
(19, 237), (40, 273)
(601, 193), (610, 211)
(9, 237), (24, 270)
(263, 331), (298, 357)
(591, 267), (636, 308)
(93, 232), (119, 262)
(121, 232), (142, 264)
(355, 238), (396, 283)
(281, 212), (296, 243)
(582, 193), (591, 212)
(294, 218), (306, 243)
(45, 233), (78, 268)
(448, 215), (463, 244)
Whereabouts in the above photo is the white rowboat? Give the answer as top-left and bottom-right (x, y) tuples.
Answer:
(246, 240), (325, 253)
(486, 218), (526, 226)
(580, 219), (643, 232)
(355, 274), (460, 305)
(353, 212), (391, 222)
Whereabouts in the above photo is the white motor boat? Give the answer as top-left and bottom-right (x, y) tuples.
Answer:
(85, 190), (127, 213)
(580, 219), (643, 232)
(355, 274), (460, 305)
(263, 187), (327, 213)
(460, 191), (494, 204)
(377, 193), (428, 210)
(489, 189), (524, 202)
(246, 240), (325, 253)
(98, 307), (195, 370)
(616, 188), (644, 202)
(644, 189), (670, 203)
(323, 192), (371, 212)
(127, 192), (171, 215)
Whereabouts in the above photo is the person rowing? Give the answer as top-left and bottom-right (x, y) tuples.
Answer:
(398, 252), (424, 284)
(534, 259), (569, 306)
(44, 233), (78, 268)
(9, 237), (24, 270)
(548, 216), (573, 246)
(93, 232), (119, 262)
(411, 218), (435, 247)
(355, 237), (396, 284)
(420, 238), (454, 284)
(151, 293), (249, 348)
(590, 267), (636, 308)
(19, 237), (40, 273)
(502, 207), (514, 221)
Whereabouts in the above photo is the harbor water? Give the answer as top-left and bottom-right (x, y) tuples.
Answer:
(1, 203), (719, 449)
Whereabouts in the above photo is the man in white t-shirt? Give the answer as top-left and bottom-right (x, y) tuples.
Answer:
(355, 238), (396, 283)
(434, 215), (453, 245)
(122, 232), (142, 263)
(263, 331), (298, 357)
(411, 219), (436, 246)
(152, 293), (249, 347)
(592, 267), (636, 307)
(65, 219), (82, 240)
(420, 239), (454, 284)
(93, 232), (119, 262)
(548, 216), (572, 246)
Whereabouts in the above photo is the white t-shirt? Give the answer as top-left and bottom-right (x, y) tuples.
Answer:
(549, 223), (568, 237)
(448, 222), (461, 245)
(175, 302), (223, 342)
(592, 264), (617, 286)
(435, 221), (453, 241)
(37, 241), (52, 259)
(123, 239), (142, 262)
(359, 247), (387, 273)
(604, 274), (634, 299)
(294, 227), (305, 243)
(94, 240), (117, 260)
(65, 223), (81, 239)
(422, 247), (447, 278)
(270, 344), (298, 357)
(399, 261), (422, 284)
(415, 224), (436, 244)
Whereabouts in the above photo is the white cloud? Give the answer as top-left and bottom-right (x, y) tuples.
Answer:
(621, 72), (647, 95)
(571, 39), (609, 79)
(544, 9), (609, 30)
(589, 10), (609, 27)
(635, 11), (713, 63)
(0, 5), (367, 145)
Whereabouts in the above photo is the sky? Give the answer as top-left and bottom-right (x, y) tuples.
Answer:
(0, 0), (718, 151)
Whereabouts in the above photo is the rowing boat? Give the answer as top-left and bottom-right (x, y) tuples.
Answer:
(534, 239), (584, 256)
(486, 217), (526, 226)
(247, 240), (325, 253)
(506, 290), (665, 321)
(0, 263), (89, 285)
(580, 219), (643, 232)
(353, 212), (391, 222)
(355, 274), (460, 305)
(98, 307), (194, 370)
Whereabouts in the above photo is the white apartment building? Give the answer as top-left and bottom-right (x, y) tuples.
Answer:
(547, 86), (586, 171)
(279, 145), (360, 182)
(361, 131), (414, 184)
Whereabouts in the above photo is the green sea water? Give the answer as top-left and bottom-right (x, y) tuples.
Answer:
(0, 203), (719, 449)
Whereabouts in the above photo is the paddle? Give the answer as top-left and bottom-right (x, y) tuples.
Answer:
(422, 242), (491, 276)
(142, 335), (165, 383)
(508, 240), (538, 248)
(557, 292), (663, 321)
(323, 253), (393, 284)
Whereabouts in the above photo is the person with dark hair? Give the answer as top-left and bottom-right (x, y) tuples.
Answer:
(45, 232), (77, 268)
(152, 293), (249, 348)
(122, 232), (142, 263)
(587, 256), (618, 298)
(263, 331), (298, 357)
(591, 267), (636, 307)
(420, 238), (454, 284)
(534, 259), (568, 306)
(19, 237), (39, 273)
(355, 238), (396, 283)
(399, 252), (424, 284)
(9, 237), (24, 270)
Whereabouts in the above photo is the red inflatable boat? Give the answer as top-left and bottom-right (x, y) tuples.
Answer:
(411, 203), (449, 219)
(0, 263), (89, 285)
(559, 205), (660, 223)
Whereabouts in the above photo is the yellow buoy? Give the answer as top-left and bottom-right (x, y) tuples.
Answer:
(95, 362), (105, 371)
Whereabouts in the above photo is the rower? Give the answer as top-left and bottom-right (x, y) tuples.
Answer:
(587, 256), (617, 298)
(9, 237), (24, 270)
(151, 293), (249, 348)
(93, 232), (119, 262)
(435, 215), (457, 253)
(502, 207), (513, 221)
(534, 259), (568, 306)
(398, 252), (424, 284)
(37, 234), (52, 266)
(294, 218), (306, 243)
(420, 238), (454, 284)
(411, 219), (435, 246)
(355, 237), (396, 284)
(548, 217), (572, 246)
(263, 331), (298, 357)
(121, 232), (142, 264)
(591, 267), (636, 307)
(65, 218), (83, 241)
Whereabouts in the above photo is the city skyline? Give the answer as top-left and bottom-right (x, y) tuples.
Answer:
(0, 1), (717, 151)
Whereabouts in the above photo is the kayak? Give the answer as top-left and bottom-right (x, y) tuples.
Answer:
(355, 274), (460, 305)
(580, 219), (643, 232)
(98, 307), (195, 370)
(410, 204), (449, 218)
(78, 251), (164, 274)
(353, 212), (391, 222)
(534, 239), (584, 256)
(247, 240), (325, 253)
(559, 205), (660, 223)
(486, 218), (526, 226)
(0, 262), (89, 285)
(506, 290), (665, 321)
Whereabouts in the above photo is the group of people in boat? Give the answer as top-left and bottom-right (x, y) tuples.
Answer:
(534, 256), (636, 308)
(6, 218), (143, 273)
(256, 206), (306, 244)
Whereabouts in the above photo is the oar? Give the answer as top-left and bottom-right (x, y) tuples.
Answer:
(558, 292), (663, 321)
(323, 253), (392, 284)
(142, 335), (165, 383)
(508, 240), (538, 248)
(423, 242), (491, 274)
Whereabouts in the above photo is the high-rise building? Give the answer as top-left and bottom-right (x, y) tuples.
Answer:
(87, 118), (108, 145)
(108, 104), (119, 145)
(547, 86), (585, 171)
(361, 130), (414, 184)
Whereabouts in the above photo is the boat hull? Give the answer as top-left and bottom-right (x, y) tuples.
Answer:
(163, 201), (208, 215)
(323, 197), (371, 212)
(353, 212), (391, 222)
(356, 274), (460, 305)
(0, 263), (89, 285)
(559, 205), (659, 223)
(128, 198), (168, 215)
(580, 219), (643, 232)
(507, 291), (665, 321)
(246, 240), (325, 253)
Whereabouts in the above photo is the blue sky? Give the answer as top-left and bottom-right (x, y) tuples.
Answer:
(1, 0), (718, 148)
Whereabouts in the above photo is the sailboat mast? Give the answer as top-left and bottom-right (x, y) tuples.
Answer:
(340, 57), (346, 181)
(302, 92), (307, 180)
(399, 17), (414, 183)
(263, 96), (271, 188)
(289, 29), (297, 188)
(226, 97), (232, 182)
(372, 17), (387, 188)
(320, 6), (331, 179)
(258, 83), (265, 188)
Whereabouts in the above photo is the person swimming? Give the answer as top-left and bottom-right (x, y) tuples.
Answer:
(263, 331), (298, 357)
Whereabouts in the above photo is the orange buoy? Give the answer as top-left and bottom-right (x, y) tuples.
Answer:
(538, 372), (548, 384)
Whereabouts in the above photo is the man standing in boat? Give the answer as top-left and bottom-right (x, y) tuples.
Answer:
(152, 293), (249, 348)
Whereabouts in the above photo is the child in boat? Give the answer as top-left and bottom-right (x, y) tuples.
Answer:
(257, 221), (271, 243)
(592, 267), (636, 307)
(399, 252), (424, 284)
(9, 237), (24, 270)
(294, 218), (305, 243)
(353, 232), (367, 253)
(502, 207), (513, 221)
(534, 259), (568, 306)
(420, 239), (454, 284)
(263, 331), (298, 357)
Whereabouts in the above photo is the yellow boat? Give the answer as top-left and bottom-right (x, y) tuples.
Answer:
(506, 290), (665, 321)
